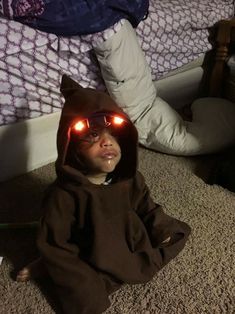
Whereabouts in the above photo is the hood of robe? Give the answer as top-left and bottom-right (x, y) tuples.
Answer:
(55, 75), (138, 183)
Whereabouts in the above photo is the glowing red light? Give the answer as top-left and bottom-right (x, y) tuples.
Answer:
(74, 121), (86, 131)
(113, 116), (124, 125)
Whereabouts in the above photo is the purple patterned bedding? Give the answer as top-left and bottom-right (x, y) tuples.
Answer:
(0, 0), (234, 126)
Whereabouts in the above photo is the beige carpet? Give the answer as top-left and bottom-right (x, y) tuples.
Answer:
(0, 148), (234, 314)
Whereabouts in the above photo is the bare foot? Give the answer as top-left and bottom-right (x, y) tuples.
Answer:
(16, 257), (48, 282)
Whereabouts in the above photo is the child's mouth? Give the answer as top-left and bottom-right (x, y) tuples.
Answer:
(100, 150), (118, 159)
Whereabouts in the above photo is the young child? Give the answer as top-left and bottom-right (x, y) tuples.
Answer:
(17, 75), (191, 314)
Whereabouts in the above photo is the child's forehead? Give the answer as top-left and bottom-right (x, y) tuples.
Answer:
(72, 112), (127, 131)
(88, 115), (110, 127)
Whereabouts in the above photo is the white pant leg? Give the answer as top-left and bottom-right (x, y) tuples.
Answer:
(94, 20), (156, 122)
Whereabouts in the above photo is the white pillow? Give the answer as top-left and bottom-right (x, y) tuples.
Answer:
(94, 20), (235, 155)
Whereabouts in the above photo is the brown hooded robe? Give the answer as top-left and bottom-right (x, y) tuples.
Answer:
(37, 75), (191, 314)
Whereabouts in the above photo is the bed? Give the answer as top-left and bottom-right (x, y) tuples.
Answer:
(0, 0), (234, 182)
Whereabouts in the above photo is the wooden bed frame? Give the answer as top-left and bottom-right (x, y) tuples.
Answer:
(209, 18), (235, 97)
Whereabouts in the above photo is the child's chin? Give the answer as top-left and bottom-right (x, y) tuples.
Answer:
(102, 165), (116, 173)
(100, 160), (118, 173)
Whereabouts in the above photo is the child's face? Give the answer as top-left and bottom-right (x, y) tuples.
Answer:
(77, 128), (121, 176)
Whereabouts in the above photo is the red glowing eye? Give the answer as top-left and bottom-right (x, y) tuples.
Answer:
(74, 121), (86, 132)
(113, 116), (124, 125)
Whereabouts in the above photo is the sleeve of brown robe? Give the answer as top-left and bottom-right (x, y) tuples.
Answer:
(37, 187), (110, 314)
(133, 172), (191, 266)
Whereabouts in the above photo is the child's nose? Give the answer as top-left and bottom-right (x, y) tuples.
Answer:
(99, 130), (113, 147)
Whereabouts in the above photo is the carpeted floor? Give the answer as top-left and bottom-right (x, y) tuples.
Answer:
(0, 148), (234, 314)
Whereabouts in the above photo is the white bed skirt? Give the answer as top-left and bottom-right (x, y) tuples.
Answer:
(154, 66), (203, 109)
(0, 111), (60, 182)
(0, 66), (203, 182)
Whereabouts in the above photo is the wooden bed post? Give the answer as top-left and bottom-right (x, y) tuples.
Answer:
(209, 19), (235, 97)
